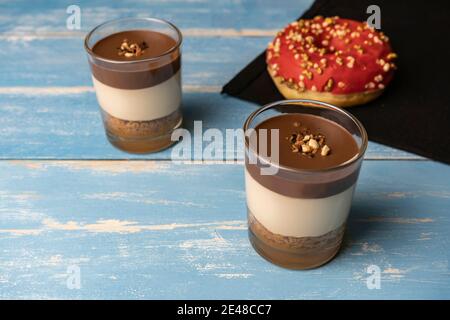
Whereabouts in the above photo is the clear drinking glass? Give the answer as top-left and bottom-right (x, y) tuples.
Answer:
(85, 18), (182, 153)
(243, 99), (368, 269)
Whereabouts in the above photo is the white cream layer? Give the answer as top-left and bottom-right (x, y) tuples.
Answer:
(245, 169), (355, 237)
(92, 71), (181, 121)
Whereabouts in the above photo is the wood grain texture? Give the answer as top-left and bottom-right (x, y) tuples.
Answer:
(0, 37), (269, 87)
(0, 0), (421, 160)
(0, 0), (311, 33)
(0, 160), (449, 299)
(0, 92), (419, 160)
(0, 0), (448, 300)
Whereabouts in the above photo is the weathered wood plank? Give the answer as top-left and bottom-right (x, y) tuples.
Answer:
(0, 37), (269, 87)
(0, 92), (419, 159)
(0, 0), (312, 33)
(0, 160), (448, 299)
(0, 7), (422, 160)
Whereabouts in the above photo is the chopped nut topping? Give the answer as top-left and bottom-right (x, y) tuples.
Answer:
(287, 128), (331, 157)
(324, 78), (334, 91)
(365, 82), (376, 89)
(374, 74), (383, 82)
(302, 144), (312, 153)
(346, 56), (355, 68)
(386, 52), (398, 60)
(321, 145), (331, 156)
(118, 39), (148, 58)
(373, 36), (381, 44)
(298, 81), (305, 92)
(377, 58), (386, 66)
(302, 70), (313, 80)
(308, 138), (319, 150)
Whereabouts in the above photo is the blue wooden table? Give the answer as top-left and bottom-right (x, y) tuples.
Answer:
(0, 0), (449, 299)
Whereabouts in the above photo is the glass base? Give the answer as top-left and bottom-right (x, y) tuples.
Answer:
(105, 131), (177, 154)
(248, 229), (341, 270)
(248, 211), (344, 270)
(101, 109), (182, 154)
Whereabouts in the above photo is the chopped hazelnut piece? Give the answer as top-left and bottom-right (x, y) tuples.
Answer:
(374, 74), (383, 82)
(324, 78), (334, 92)
(321, 145), (331, 156)
(286, 125), (331, 158)
(118, 39), (148, 58)
(302, 144), (312, 153)
(386, 52), (397, 60)
(308, 138), (319, 150)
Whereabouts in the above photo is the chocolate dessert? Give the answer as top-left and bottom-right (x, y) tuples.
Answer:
(244, 101), (367, 269)
(252, 113), (359, 170)
(85, 19), (182, 153)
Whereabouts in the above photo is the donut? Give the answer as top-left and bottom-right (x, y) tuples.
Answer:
(266, 16), (397, 107)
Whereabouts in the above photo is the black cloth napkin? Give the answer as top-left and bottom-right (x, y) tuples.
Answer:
(222, 0), (450, 164)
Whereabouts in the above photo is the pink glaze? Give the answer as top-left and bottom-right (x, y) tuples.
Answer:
(266, 16), (397, 94)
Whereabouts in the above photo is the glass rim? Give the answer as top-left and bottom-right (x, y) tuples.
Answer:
(243, 99), (368, 173)
(84, 17), (183, 65)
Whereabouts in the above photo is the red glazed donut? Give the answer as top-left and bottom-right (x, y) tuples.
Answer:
(266, 16), (397, 107)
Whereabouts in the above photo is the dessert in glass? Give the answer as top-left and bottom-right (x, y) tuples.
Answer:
(243, 99), (367, 269)
(85, 18), (182, 153)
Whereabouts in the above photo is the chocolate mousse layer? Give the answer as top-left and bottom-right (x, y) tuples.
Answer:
(90, 30), (181, 89)
(246, 113), (360, 198)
